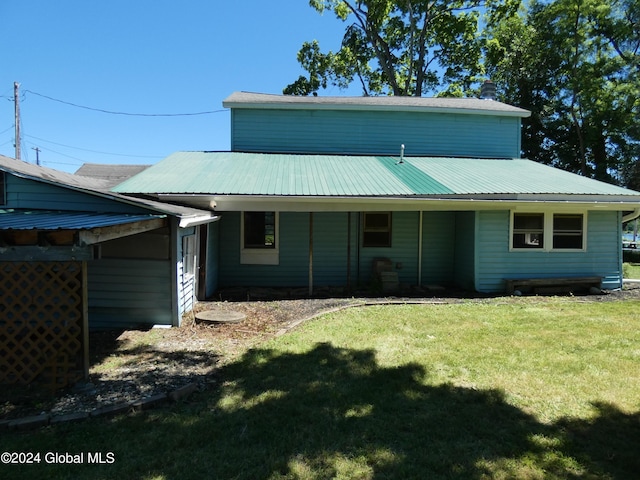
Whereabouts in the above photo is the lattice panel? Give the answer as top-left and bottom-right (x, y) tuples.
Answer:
(0, 261), (86, 389)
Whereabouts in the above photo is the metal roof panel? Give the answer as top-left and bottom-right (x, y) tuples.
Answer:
(112, 152), (640, 199)
(0, 209), (166, 230)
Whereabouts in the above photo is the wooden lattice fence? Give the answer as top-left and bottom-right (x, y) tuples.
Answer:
(0, 261), (88, 389)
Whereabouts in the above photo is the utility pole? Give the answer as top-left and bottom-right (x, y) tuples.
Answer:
(14, 82), (21, 161)
(32, 147), (41, 166)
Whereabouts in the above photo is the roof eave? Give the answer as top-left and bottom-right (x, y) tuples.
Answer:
(158, 193), (640, 213)
(222, 100), (531, 118)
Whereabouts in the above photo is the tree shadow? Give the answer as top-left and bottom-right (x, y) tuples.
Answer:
(160, 342), (637, 479)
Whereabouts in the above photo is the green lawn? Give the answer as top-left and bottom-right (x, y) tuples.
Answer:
(623, 262), (640, 278)
(2, 298), (639, 479)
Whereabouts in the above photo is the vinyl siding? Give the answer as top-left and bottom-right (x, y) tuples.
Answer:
(218, 211), (309, 287)
(232, 109), (521, 159)
(87, 258), (173, 329)
(357, 212), (420, 286)
(475, 210), (622, 292)
(421, 212), (456, 286)
(453, 211), (476, 290)
(6, 175), (150, 213)
(205, 222), (220, 297)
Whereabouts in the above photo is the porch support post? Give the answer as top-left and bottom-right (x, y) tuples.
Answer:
(418, 211), (423, 286)
(308, 212), (314, 296)
(346, 212), (351, 289)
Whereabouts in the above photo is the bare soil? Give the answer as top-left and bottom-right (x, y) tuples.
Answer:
(2, 286), (640, 421)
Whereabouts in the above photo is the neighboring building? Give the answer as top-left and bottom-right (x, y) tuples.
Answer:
(112, 92), (640, 295)
(0, 155), (218, 328)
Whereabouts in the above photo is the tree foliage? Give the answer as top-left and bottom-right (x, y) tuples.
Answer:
(485, 0), (640, 186)
(284, 0), (520, 97)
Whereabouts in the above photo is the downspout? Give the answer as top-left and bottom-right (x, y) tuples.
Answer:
(308, 212), (313, 296)
(347, 212), (351, 290)
(622, 208), (640, 223)
(418, 211), (423, 286)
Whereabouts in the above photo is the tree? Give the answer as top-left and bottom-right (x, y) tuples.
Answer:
(285, 0), (520, 97)
(485, 0), (640, 186)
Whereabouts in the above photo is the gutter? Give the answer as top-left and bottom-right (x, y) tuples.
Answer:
(622, 208), (640, 223)
(178, 213), (220, 228)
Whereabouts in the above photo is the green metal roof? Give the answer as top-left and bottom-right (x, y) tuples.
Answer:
(112, 151), (640, 199)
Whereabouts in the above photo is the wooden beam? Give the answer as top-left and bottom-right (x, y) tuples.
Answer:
(78, 217), (167, 245)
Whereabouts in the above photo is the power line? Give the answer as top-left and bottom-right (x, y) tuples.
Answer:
(24, 89), (227, 117)
(24, 133), (164, 159)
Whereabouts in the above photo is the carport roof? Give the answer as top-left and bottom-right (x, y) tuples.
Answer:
(0, 209), (165, 230)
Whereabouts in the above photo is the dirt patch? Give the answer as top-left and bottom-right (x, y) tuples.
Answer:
(2, 286), (639, 421)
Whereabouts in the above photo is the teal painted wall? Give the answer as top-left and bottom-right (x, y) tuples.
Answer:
(87, 258), (173, 329)
(5, 175), (150, 213)
(357, 211), (420, 286)
(475, 210), (622, 292)
(421, 212), (456, 286)
(205, 222), (220, 297)
(218, 211), (310, 288)
(231, 109), (522, 159)
(453, 211), (476, 290)
(216, 210), (470, 291)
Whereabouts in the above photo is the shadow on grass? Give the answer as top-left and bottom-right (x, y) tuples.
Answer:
(2, 343), (638, 480)
(168, 342), (638, 479)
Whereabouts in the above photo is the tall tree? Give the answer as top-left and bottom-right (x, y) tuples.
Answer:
(485, 0), (640, 186)
(285, 0), (520, 97)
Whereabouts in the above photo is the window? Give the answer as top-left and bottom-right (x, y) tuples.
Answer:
(553, 214), (584, 249)
(182, 234), (196, 277)
(363, 212), (392, 247)
(511, 212), (585, 251)
(512, 213), (544, 249)
(244, 212), (276, 248)
(241, 211), (279, 265)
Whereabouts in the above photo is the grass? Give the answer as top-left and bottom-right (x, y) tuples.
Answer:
(2, 297), (640, 479)
(623, 262), (640, 278)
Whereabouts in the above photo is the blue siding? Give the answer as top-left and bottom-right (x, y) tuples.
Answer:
(5, 175), (151, 213)
(232, 109), (521, 159)
(357, 212), (420, 286)
(219, 212), (309, 287)
(421, 212), (456, 286)
(313, 212), (350, 286)
(205, 222), (220, 297)
(475, 210), (622, 292)
(453, 211), (476, 290)
(87, 259), (173, 329)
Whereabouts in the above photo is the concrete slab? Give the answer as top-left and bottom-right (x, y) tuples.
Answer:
(196, 309), (246, 324)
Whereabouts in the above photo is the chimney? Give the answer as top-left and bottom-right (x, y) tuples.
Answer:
(480, 80), (496, 100)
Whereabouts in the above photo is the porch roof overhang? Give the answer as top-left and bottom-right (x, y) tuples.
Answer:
(156, 193), (640, 213)
(0, 209), (169, 246)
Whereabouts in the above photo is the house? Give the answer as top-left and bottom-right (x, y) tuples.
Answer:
(0, 155), (217, 387)
(111, 92), (640, 296)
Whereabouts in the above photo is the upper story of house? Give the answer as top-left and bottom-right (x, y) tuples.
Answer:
(223, 92), (531, 159)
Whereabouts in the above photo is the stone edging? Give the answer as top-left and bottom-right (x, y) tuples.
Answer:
(1, 383), (199, 431)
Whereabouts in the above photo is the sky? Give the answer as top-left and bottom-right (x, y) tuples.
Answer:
(0, 1), (359, 173)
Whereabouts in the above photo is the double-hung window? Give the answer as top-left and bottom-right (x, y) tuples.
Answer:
(511, 212), (585, 251)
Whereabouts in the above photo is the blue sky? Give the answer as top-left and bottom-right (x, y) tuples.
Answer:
(0, 1), (357, 172)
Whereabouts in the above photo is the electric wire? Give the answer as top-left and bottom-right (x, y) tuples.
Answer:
(24, 134), (164, 159)
(24, 89), (227, 117)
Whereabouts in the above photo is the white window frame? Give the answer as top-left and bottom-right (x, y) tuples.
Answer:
(510, 210), (587, 252)
(240, 211), (279, 265)
(182, 234), (197, 277)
